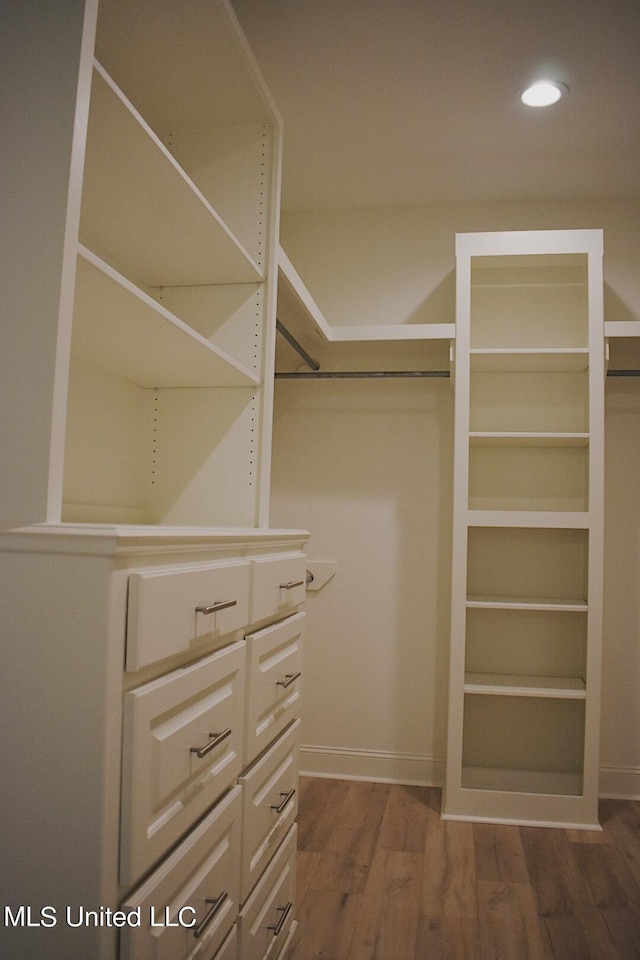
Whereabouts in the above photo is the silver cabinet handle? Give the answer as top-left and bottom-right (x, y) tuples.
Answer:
(190, 728), (232, 759)
(270, 788), (296, 814)
(195, 599), (237, 615)
(268, 901), (293, 936)
(193, 891), (227, 939)
(276, 671), (301, 689)
(279, 579), (304, 590)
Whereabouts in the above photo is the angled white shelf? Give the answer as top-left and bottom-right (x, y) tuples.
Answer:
(464, 673), (586, 699)
(72, 246), (259, 388)
(278, 245), (455, 345)
(80, 63), (263, 287)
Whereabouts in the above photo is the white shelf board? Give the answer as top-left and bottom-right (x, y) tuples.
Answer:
(330, 323), (455, 342)
(466, 510), (591, 529)
(80, 63), (262, 287)
(469, 348), (589, 372)
(461, 766), (583, 797)
(469, 432), (589, 447)
(605, 321), (640, 338)
(464, 672), (586, 699)
(466, 595), (588, 612)
(457, 229), (602, 259)
(72, 246), (259, 388)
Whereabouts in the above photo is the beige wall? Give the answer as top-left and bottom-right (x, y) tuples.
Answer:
(271, 197), (640, 796)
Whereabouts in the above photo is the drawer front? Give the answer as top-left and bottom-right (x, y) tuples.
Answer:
(245, 612), (304, 763)
(238, 825), (297, 960)
(121, 642), (245, 885)
(239, 719), (300, 901)
(121, 786), (241, 960)
(127, 560), (250, 671)
(251, 555), (306, 625)
(213, 926), (238, 960)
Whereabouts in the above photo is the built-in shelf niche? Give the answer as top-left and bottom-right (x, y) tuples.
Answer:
(465, 605), (587, 679)
(470, 255), (589, 350)
(468, 443), (589, 512)
(466, 526), (589, 605)
(469, 366), (589, 434)
(462, 694), (585, 795)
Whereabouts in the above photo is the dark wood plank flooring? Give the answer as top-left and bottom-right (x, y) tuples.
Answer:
(288, 777), (640, 960)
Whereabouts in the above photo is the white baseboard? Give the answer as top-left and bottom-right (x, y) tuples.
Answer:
(599, 764), (640, 800)
(299, 743), (445, 787)
(300, 746), (640, 801)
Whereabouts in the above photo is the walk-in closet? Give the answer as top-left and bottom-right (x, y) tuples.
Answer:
(2, 1), (639, 958)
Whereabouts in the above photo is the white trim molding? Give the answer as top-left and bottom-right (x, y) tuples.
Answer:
(300, 746), (640, 801)
(599, 764), (640, 800)
(299, 744), (445, 787)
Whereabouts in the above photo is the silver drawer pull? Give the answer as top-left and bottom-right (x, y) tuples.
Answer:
(270, 788), (296, 814)
(268, 901), (293, 936)
(195, 599), (237, 615)
(193, 891), (227, 939)
(279, 579), (304, 590)
(190, 728), (232, 759)
(276, 671), (301, 689)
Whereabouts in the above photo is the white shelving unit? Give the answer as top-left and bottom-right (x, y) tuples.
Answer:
(3, 0), (282, 532)
(1, 4), (307, 960)
(443, 230), (605, 829)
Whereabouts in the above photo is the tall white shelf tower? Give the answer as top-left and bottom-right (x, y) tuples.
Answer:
(443, 229), (605, 828)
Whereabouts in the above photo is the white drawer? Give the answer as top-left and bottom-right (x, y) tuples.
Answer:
(251, 555), (306, 625)
(121, 642), (245, 885)
(127, 560), (250, 671)
(238, 825), (297, 960)
(120, 786), (241, 960)
(213, 925), (238, 960)
(245, 612), (304, 763)
(239, 719), (300, 901)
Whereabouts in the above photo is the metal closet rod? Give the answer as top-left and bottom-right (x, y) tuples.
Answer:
(275, 319), (449, 379)
(275, 370), (450, 379)
(275, 320), (640, 378)
(275, 319), (320, 371)
(277, 368), (640, 380)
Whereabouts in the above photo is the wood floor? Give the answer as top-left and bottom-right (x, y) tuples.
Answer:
(288, 777), (640, 960)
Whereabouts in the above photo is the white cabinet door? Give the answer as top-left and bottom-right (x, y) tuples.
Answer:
(121, 642), (245, 884)
(239, 719), (300, 901)
(121, 786), (241, 960)
(244, 613), (304, 763)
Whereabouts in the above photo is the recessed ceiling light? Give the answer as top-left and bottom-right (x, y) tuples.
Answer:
(520, 80), (568, 107)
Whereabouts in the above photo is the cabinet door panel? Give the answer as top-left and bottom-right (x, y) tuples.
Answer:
(121, 786), (241, 960)
(239, 719), (300, 900)
(121, 642), (245, 884)
(245, 613), (304, 763)
(127, 560), (250, 671)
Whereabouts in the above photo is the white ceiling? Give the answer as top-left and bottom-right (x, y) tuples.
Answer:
(232, 0), (640, 211)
